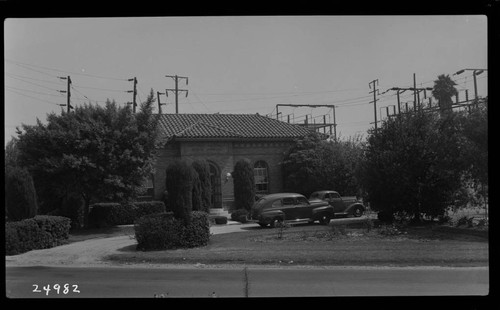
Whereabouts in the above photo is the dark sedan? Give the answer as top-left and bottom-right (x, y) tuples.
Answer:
(251, 193), (333, 227)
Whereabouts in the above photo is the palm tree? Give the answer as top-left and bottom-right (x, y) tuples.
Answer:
(432, 74), (458, 116)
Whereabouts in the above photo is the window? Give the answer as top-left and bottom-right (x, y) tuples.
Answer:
(254, 160), (269, 195)
(331, 192), (341, 199)
(282, 197), (295, 205)
(296, 197), (309, 205)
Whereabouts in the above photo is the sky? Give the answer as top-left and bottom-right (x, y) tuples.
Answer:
(4, 16), (488, 145)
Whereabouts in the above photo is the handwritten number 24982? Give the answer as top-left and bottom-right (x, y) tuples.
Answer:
(32, 284), (80, 295)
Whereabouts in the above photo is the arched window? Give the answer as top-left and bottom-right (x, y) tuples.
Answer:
(254, 160), (269, 195)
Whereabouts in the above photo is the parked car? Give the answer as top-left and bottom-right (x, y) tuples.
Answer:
(251, 193), (333, 227)
(309, 190), (365, 217)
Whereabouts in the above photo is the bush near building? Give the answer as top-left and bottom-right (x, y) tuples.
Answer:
(88, 201), (166, 228)
(134, 211), (210, 251)
(5, 215), (71, 255)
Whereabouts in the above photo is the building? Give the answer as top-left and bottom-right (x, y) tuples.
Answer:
(148, 113), (317, 212)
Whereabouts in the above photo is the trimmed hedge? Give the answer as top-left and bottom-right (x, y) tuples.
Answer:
(88, 201), (166, 228)
(5, 215), (71, 255)
(135, 211), (210, 251)
(230, 209), (249, 223)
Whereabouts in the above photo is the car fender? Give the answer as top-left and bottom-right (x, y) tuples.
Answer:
(312, 205), (334, 218)
(259, 209), (285, 222)
(345, 203), (365, 214)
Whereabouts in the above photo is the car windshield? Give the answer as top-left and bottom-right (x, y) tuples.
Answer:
(310, 192), (320, 199)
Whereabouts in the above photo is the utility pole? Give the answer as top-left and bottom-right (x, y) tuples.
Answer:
(57, 75), (73, 113)
(166, 75), (188, 114)
(127, 77), (137, 113)
(413, 73), (417, 111)
(332, 105), (337, 142)
(369, 79), (379, 134)
(157, 91), (166, 114)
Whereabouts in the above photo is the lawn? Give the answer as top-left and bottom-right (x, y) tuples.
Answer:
(103, 221), (489, 267)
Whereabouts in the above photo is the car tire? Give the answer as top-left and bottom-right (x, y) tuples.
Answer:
(269, 217), (283, 228)
(318, 213), (331, 225)
(353, 206), (364, 217)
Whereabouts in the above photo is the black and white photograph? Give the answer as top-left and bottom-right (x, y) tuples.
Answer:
(4, 12), (490, 299)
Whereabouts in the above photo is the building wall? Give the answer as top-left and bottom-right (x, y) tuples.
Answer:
(153, 140), (294, 211)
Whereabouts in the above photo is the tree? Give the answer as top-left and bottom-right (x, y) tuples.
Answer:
(166, 160), (195, 224)
(432, 74), (458, 116)
(5, 166), (38, 221)
(359, 110), (467, 222)
(15, 90), (159, 227)
(232, 159), (255, 211)
(282, 132), (364, 198)
(192, 160), (212, 212)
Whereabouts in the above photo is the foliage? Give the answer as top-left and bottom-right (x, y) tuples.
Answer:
(166, 160), (195, 225)
(359, 108), (475, 221)
(5, 215), (71, 255)
(282, 132), (365, 197)
(88, 201), (166, 228)
(232, 159), (256, 211)
(192, 160), (212, 212)
(14, 90), (160, 227)
(231, 208), (249, 223)
(191, 168), (202, 212)
(5, 165), (38, 221)
(134, 211), (210, 251)
(212, 215), (228, 225)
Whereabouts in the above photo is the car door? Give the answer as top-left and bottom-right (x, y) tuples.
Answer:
(329, 192), (345, 213)
(280, 196), (297, 220)
(294, 196), (312, 220)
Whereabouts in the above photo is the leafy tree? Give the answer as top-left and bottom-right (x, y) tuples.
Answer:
(191, 169), (202, 212)
(432, 74), (458, 116)
(192, 160), (211, 212)
(359, 110), (467, 222)
(282, 132), (364, 197)
(5, 166), (38, 221)
(15, 90), (159, 227)
(166, 160), (195, 225)
(5, 137), (20, 168)
(232, 159), (255, 211)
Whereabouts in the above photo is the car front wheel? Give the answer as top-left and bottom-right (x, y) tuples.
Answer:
(318, 213), (331, 225)
(353, 206), (364, 217)
(269, 217), (283, 228)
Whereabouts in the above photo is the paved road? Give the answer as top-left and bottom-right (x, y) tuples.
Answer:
(6, 265), (489, 298)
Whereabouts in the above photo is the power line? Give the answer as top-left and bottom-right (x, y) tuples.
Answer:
(5, 72), (66, 86)
(5, 85), (66, 98)
(5, 59), (129, 81)
(6, 88), (61, 106)
(6, 75), (62, 92)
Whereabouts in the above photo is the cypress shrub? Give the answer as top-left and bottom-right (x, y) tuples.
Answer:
(5, 166), (38, 221)
(191, 169), (202, 211)
(135, 211), (210, 251)
(233, 159), (255, 212)
(230, 209), (249, 223)
(166, 160), (195, 225)
(192, 160), (212, 212)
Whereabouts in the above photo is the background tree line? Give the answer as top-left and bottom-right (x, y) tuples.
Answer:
(283, 74), (487, 221)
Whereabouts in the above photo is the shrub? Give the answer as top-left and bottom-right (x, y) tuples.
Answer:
(455, 215), (469, 227)
(212, 216), (228, 225)
(88, 203), (129, 228)
(88, 201), (166, 227)
(192, 160), (212, 212)
(131, 201), (166, 219)
(377, 210), (394, 223)
(135, 211), (210, 251)
(5, 215), (71, 255)
(166, 160), (195, 225)
(5, 166), (38, 221)
(232, 159), (255, 212)
(231, 209), (249, 223)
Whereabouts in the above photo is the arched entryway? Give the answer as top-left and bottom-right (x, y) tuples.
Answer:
(208, 161), (222, 209)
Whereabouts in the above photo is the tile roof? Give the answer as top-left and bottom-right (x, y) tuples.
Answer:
(157, 113), (317, 141)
